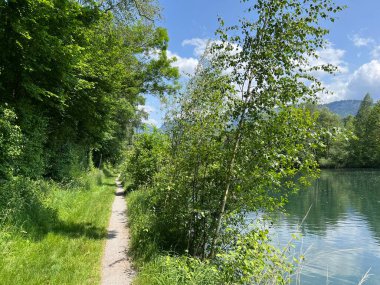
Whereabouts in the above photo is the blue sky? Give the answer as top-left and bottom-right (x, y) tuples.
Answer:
(143, 0), (380, 126)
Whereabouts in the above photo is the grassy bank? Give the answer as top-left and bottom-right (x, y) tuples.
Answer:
(0, 170), (116, 285)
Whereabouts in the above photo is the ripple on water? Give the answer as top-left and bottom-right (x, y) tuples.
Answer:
(272, 170), (380, 285)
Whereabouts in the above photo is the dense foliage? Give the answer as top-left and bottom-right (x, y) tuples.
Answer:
(313, 93), (380, 168)
(120, 128), (169, 190)
(0, 0), (178, 182)
(122, 0), (345, 284)
(0, 0), (178, 275)
(0, 0), (177, 249)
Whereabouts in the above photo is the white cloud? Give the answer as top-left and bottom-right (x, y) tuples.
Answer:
(305, 45), (349, 103)
(309, 44), (348, 76)
(320, 75), (350, 103)
(142, 118), (159, 126)
(167, 50), (198, 76)
(371, 46), (380, 59)
(350, 34), (375, 47)
(345, 60), (380, 100)
(182, 38), (210, 57)
(148, 48), (199, 76)
(172, 37), (244, 77)
(319, 60), (380, 102)
(138, 104), (156, 114)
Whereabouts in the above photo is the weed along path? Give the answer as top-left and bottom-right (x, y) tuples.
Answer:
(101, 179), (135, 285)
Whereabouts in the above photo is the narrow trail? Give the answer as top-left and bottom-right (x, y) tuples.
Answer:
(101, 179), (135, 285)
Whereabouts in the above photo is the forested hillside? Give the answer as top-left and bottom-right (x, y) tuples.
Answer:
(321, 100), (363, 117)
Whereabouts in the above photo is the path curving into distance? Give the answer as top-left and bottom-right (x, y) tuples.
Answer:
(101, 179), (135, 285)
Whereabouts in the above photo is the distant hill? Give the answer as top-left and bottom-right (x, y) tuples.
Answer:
(157, 100), (365, 130)
(320, 100), (362, 117)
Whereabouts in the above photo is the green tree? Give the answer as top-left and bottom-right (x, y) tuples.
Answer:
(121, 129), (169, 190)
(207, 0), (343, 257)
(0, 0), (178, 180)
(146, 0), (343, 263)
(350, 93), (374, 167)
(311, 106), (352, 168)
(0, 106), (22, 180)
(366, 101), (380, 167)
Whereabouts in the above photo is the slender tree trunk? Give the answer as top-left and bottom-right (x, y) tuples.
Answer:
(98, 153), (103, 169)
(208, 8), (270, 256)
(208, 80), (253, 258)
(208, 131), (242, 258)
(188, 154), (200, 255)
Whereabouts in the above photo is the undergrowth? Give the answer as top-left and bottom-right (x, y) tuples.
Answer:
(127, 186), (299, 285)
(127, 189), (223, 285)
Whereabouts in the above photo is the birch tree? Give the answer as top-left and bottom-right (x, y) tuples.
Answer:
(151, 0), (343, 260)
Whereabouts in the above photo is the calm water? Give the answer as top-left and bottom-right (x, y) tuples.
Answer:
(274, 170), (380, 285)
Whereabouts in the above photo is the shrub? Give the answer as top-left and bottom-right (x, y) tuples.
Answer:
(120, 130), (169, 190)
(0, 106), (22, 179)
(216, 230), (294, 285)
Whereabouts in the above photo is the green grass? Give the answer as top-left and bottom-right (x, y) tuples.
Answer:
(0, 172), (116, 285)
(133, 255), (221, 285)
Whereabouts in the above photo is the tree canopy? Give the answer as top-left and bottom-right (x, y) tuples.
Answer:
(0, 0), (178, 180)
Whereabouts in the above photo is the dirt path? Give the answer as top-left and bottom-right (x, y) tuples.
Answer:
(101, 179), (135, 285)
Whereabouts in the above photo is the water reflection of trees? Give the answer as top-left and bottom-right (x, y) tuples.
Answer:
(284, 170), (380, 240)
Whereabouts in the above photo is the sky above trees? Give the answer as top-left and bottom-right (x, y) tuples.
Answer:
(143, 0), (380, 126)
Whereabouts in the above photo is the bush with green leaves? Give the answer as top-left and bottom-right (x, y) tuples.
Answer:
(216, 230), (295, 285)
(121, 129), (169, 190)
(127, 187), (299, 285)
(0, 170), (106, 237)
(126, 188), (159, 263)
(0, 106), (22, 180)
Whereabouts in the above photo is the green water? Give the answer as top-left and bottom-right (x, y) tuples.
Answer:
(274, 170), (380, 285)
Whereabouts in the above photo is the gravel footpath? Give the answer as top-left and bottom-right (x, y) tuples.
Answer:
(101, 180), (135, 285)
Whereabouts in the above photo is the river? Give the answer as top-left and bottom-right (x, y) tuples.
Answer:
(273, 170), (380, 285)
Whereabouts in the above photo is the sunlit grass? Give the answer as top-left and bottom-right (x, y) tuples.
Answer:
(0, 172), (116, 285)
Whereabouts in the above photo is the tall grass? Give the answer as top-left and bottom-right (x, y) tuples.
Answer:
(126, 188), (159, 264)
(134, 256), (222, 285)
(0, 170), (116, 285)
